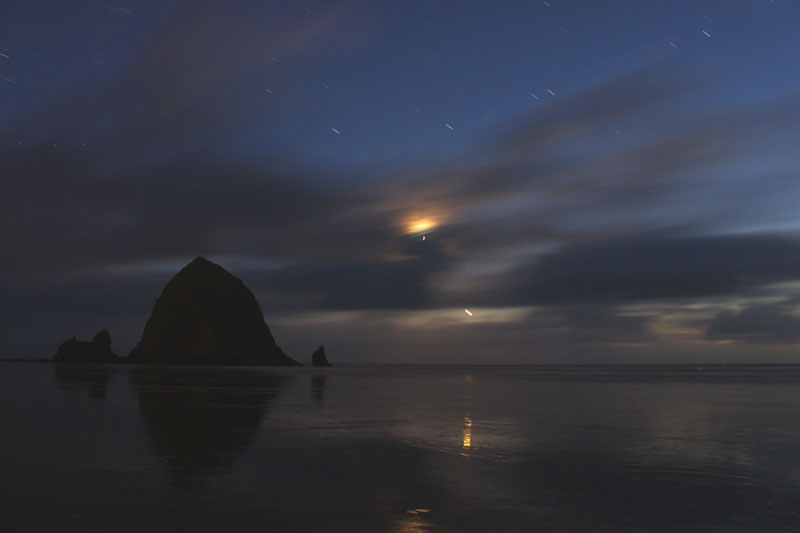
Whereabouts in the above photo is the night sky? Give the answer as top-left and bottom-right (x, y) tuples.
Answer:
(3, 1), (800, 363)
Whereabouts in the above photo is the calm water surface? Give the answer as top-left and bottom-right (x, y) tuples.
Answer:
(3, 363), (800, 531)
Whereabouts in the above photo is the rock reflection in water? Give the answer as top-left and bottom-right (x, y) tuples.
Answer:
(129, 367), (288, 486)
(311, 374), (327, 403)
(53, 364), (111, 400)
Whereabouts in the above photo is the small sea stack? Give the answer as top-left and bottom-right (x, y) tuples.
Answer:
(312, 345), (332, 367)
(54, 329), (117, 363)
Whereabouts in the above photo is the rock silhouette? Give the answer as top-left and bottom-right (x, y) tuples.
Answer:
(312, 345), (332, 367)
(129, 256), (300, 366)
(54, 329), (117, 363)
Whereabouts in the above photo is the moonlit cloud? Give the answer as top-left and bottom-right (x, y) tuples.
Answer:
(3, 2), (800, 361)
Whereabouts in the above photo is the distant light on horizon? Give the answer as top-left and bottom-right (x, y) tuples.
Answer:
(464, 309), (473, 316)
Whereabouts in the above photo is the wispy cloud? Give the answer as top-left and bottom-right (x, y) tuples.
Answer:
(4, 14), (800, 357)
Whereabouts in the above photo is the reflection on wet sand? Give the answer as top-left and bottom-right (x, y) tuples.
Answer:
(462, 415), (472, 457)
(462, 375), (474, 458)
(311, 374), (327, 403)
(20, 365), (800, 531)
(54, 364), (111, 400)
(396, 508), (433, 533)
(129, 367), (289, 486)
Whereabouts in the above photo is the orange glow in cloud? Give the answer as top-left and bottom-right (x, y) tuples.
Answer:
(405, 216), (438, 235)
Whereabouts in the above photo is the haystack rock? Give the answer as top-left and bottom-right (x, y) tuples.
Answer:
(54, 329), (117, 363)
(128, 256), (301, 366)
(312, 345), (332, 367)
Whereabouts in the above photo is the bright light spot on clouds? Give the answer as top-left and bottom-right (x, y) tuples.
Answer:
(392, 307), (527, 327)
(464, 309), (473, 316)
(405, 216), (438, 235)
(270, 307), (531, 330)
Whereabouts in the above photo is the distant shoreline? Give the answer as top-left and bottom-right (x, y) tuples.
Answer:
(5, 358), (800, 368)
(0, 358), (306, 367)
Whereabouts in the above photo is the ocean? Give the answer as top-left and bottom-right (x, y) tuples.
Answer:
(3, 363), (800, 531)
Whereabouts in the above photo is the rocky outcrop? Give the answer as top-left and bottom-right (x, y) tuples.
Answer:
(54, 329), (117, 363)
(128, 256), (301, 366)
(312, 345), (332, 367)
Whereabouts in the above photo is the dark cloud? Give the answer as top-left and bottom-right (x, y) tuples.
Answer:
(388, 65), (707, 215)
(1, 1), (364, 154)
(706, 303), (800, 345)
(247, 235), (450, 311)
(559, 305), (654, 344)
(490, 64), (697, 161)
(489, 234), (800, 307)
(0, 1), (379, 276)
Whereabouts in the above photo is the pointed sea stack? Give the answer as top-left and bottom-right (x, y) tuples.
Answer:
(54, 329), (117, 363)
(129, 257), (301, 366)
(312, 345), (332, 367)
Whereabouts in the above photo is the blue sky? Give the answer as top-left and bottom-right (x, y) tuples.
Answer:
(2, 1), (800, 363)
